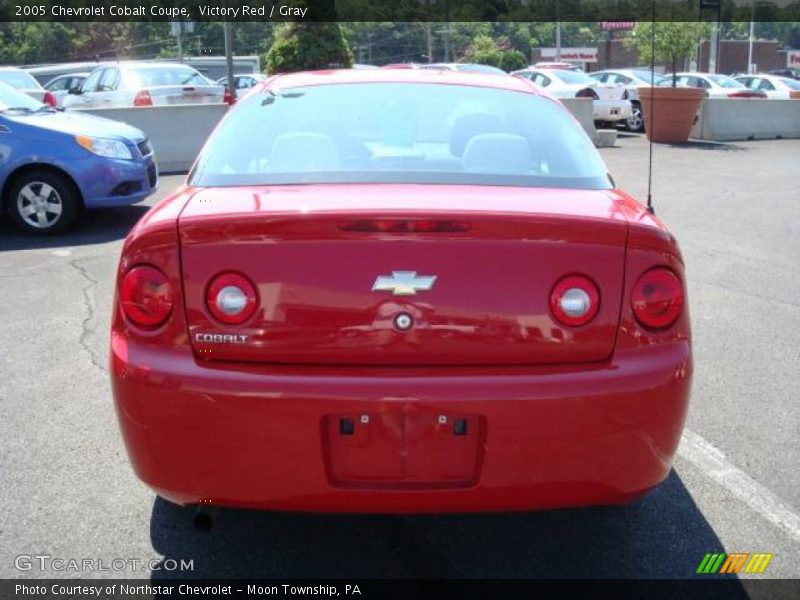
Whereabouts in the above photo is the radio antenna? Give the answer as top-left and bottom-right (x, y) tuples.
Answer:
(646, 0), (656, 214)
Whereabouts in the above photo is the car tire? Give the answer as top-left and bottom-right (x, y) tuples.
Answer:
(7, 170), (81, 235)
(626, 102), (645, 133)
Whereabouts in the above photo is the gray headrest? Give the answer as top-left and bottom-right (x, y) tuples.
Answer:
(462, 134), (533, 174)
(270, 132), (340, 172)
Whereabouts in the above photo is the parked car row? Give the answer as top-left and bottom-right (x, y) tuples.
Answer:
(0, 67), (58, 107)
(4, 61), (267, 109)
(513, 67), (632, 127)
(0, 82), (157, 234)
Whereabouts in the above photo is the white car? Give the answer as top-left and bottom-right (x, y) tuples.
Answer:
(590, 69), (669, 132)
(668, 72), (767, 99)
(43, 72), (90, 107)
(0, 67), (57, 107)
(420, 63), (508, 75)
(216, 73), (267, 91)
(734, 74), (800, 99)
(513, 67), (631, 125)
(62, 62), (227, 109)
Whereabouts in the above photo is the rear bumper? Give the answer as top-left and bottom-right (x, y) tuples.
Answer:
(110, 339), (691, 513)
(593, 100), (633, 122)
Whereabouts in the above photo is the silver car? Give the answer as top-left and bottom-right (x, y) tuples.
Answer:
(216, 73), (267, 91)
(62, 62), (226, 109)
(0, 67), (55, 106)
(589, 69), (669, 132)
(43, 73), (90, 107)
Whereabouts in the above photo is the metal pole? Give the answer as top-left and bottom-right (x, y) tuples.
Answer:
(177, 23), (183, 63)
(709, 20), (719, 73)
(555, 21), (562, 61)
(443, 0), (451, 62)
(748, 1), (756, 73)
(555, 0), (561, 61)
(224, 21), (236, 101)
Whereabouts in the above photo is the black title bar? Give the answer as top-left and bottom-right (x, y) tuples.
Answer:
(3, 0), (800, 22)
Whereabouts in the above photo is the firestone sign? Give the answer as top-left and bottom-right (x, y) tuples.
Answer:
(788, 50), (800, 68)
(541, 47), (598, 63)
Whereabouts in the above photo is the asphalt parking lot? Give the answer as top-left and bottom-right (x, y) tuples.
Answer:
(1, 134), (798, 581)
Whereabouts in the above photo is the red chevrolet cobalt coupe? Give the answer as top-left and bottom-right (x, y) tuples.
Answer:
(110, 69), (691, 513)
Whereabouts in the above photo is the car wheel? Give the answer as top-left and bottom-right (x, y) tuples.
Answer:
(626, 102), (645, 133)
(8, 170), (81, 235)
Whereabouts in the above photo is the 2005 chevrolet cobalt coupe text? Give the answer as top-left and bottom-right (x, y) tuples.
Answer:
(110, 69), (691, 513)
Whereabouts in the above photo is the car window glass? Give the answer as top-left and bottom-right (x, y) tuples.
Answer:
(591, 73), (607, 82)
(124, 66), (206, 88)
(191, 82), (611, 190)
(0, 70), (40, 89)
(46, 77), (68, 91)
(82, 70), (103, 92)
(98, 68), (119, 91)
(758, 79), (775, 91)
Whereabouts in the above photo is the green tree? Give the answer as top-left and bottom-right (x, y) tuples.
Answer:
(626, 22), (710, 87)
(462, 34), (526, 72)
(265, 22), (353, 74)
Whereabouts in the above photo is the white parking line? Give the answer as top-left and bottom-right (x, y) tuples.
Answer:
(679, 429), (800, 543)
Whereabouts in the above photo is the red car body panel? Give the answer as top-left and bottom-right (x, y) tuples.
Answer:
(110, 71), (692, 512)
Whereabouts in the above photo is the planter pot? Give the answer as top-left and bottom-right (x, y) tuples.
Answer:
(637, 86), (705, 143)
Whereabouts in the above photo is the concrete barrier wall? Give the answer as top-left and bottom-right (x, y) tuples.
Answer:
(559, 97), (598, 143)
(74, 104), (229, 173)
(691, 98), (800, 142)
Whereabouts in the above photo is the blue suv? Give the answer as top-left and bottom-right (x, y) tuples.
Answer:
(0, 82), (157, 234)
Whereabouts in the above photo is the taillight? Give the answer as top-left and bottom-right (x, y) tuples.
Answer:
(338, 219), (471, 233)
(575, 87), (599, 100)
(133, 90), (153, 107)
(631, 268), (684, 330)
(549, 275), (600, 327)
(120, 265), (173, 328)
(43, 91), (57, 107)
(223, 87), (234, 105)
(206, 272), (258, 324)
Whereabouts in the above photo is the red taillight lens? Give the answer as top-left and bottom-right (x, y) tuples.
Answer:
(133, 90), (153, 107)
(120, 265), (173, 328)
(338, 220), (471, 233)
(206, 272), (258, 324)
(549, 275), (600, 327)
(223, 87), (234, 105)
(575, 87), (599, 100)
(43, 91), (57, 107)
(631, 268), (684, 330)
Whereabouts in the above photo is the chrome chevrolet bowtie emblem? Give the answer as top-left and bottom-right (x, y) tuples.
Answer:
(372, 271), (437, 296)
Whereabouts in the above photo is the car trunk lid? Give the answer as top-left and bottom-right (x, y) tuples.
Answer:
(179, 184), (629, 366)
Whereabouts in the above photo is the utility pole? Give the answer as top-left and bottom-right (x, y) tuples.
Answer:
(425, 24), (433, 63)
(443, 0), (452, 62)
(224, 20), (235, 101)
(555, 0), (561, 60)
(747, 1), (756, 73)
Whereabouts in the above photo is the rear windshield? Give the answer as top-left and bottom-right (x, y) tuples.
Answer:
(190, 82), (611, 189)
(123, 66), (209, 88)
(630, 70), (668, 85)
(0, 82), (43, 110)
(0, 70), (39, 90)
(780, 77), (800, 90)
(551, 70), (596, 84)
(708, 74), (745, 88)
